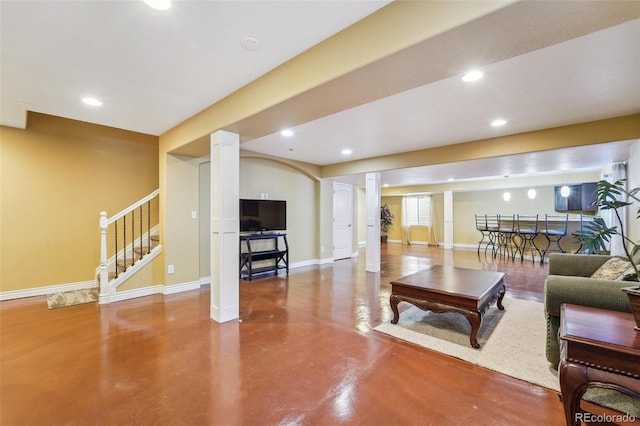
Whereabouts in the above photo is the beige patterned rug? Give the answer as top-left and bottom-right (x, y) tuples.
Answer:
(46, 288), (99, 309)
(375, 297), (639, 417)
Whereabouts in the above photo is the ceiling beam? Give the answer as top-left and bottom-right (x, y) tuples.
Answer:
(320, 114), (640, 178)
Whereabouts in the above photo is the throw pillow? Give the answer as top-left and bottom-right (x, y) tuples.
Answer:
(620, 263), (639, 282)
(590, 257), (632, 281)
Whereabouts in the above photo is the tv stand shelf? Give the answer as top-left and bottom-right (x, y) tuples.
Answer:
(239, 233), (289, 281)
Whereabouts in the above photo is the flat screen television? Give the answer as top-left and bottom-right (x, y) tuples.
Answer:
(239, 199), (286, 232)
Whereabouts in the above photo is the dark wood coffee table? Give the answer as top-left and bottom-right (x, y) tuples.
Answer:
(389, 265), (506, 348)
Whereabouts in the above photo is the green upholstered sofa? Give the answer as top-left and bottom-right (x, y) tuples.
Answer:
(543, 253), (636, 367)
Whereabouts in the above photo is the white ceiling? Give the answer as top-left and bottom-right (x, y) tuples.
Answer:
(1, 2), (639, 188)
(0, 0), (390, 133)
(242, 18), (640, 185)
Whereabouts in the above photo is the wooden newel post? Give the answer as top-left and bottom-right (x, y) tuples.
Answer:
(99, 211), (108, 303)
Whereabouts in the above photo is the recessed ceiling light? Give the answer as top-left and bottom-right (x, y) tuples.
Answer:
(491, 119), (507, 127)
(143, 0), (171, 10)
(383, 184), (389, 187)
(280, 129), (294, 137)
(503, 192), (511, 201)
(462, 70), (483, 82)
(528, 189), (537, 199)
(447, 178), (454, 182)
(341, 149), (352, 156)
(82, 97), (102, 107)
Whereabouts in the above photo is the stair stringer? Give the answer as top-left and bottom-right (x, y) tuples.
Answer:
(99, 244), (162, 304)
(96, 224), (160, 278)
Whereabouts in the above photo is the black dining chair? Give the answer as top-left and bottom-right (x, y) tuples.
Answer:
(516, 214), (540, 263)
(539, 214), (568, 263)
(496, 214), (517, 260)
(475, 214), (490, 255)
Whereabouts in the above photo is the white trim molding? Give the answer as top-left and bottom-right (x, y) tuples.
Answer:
(3, 255), (338, 304)
(0, 280), (95, 301)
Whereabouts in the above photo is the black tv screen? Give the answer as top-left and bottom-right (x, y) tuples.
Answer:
(239, 199), (286, 232)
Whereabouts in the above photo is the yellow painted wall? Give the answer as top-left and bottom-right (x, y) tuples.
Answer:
(160, 154), (319, 289)
(381, 180), (602, 251)
(0, 112), (158, 292)
(164, 154), (203, 286)
(452, 183), (598, 251)
(239, 157), (318, 263)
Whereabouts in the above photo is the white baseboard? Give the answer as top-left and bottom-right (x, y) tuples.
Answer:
(0, 280), (95, 301)
(99, 280), (205, 304)
(453, 243), (477, 250)
(289, 259), (318, 269)
(100, 285), (163, 304)
(164, 280), (202, 295)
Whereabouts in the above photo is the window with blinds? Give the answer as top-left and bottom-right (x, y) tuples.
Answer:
(406, 195), (431, 226)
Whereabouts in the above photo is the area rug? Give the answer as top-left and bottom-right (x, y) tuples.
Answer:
(46, 288), (99, 309)
(374, 297), (640, 417)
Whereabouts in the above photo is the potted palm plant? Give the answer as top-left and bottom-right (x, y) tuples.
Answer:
(380, 204), (395, 243)
(574, 179), (640, 329)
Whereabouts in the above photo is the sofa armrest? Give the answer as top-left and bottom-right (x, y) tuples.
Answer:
(544, 275), (632, 317)
(547, 253), (612, 277)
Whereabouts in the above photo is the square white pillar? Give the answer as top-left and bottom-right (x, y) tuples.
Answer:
(210, 131), (240, 323)
(365, 172), (381, 272)
(443, 190), (454, 249)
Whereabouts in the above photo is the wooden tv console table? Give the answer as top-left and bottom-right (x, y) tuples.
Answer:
(239, 233), (289, 281)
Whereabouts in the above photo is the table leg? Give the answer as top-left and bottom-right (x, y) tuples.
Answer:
(390, 293), (400, 324)
(497, 285), (506, 310)
(558, 360), (588, 426)
(463, 310), (483, 349)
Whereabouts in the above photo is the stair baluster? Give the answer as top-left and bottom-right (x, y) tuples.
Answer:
(98, 189), (160, 303)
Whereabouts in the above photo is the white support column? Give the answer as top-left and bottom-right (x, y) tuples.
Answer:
(365, 172), (381, 272)
(443, 190), (454, 249)
(210, 130), (240, 323)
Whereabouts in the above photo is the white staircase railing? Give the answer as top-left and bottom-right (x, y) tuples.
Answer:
(99, 189), (160, 302)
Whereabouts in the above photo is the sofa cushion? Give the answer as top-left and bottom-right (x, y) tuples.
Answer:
(590, 257), (633, 281)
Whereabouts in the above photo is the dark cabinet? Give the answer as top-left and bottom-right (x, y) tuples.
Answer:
(554, 182), (598, 212)
(580, 182), (598, 211)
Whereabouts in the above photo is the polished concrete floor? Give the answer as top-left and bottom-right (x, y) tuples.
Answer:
(1, 245), (567, 425)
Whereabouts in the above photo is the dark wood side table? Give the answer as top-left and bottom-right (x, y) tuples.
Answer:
(558, 304), (640, 425)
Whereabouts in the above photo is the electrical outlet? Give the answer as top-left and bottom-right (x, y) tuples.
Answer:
(168, 264), (175, 274)
(191, 210), (197, 219)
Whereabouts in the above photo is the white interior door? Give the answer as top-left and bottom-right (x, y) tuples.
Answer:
(333, 182), (353, 260)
